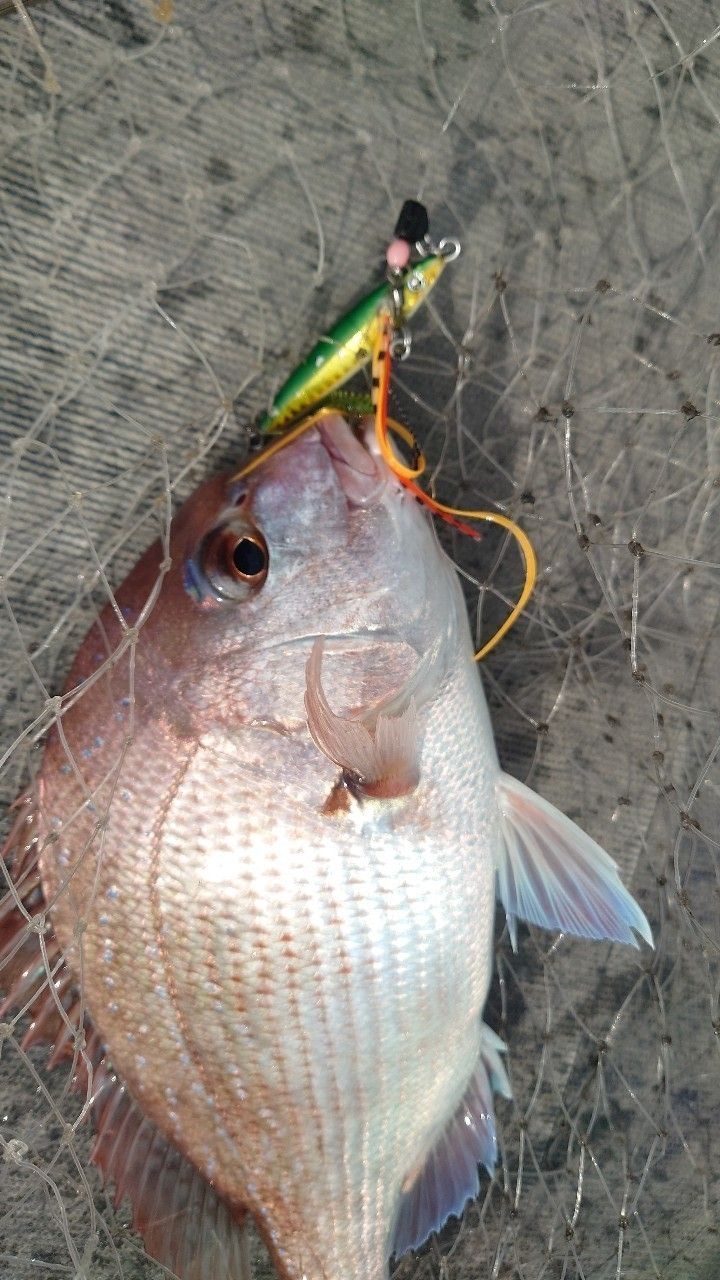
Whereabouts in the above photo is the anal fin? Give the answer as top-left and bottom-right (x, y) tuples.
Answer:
(390, 1024), (511, 1259)
(495, 772), (653, 950)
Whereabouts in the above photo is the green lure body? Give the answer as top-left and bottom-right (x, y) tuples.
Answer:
(257, 254), (446, 435)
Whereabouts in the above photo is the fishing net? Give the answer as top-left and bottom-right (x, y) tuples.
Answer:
(1, 1), (719, 1277)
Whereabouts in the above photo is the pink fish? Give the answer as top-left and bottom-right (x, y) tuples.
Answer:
(0, 413), (652, 1280)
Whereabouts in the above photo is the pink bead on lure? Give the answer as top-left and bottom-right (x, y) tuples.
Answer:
(386, 237), (412, 270)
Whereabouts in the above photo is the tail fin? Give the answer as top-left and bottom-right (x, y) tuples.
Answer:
(495, 772), (653, 951)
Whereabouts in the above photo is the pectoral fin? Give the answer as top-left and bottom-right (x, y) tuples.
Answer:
(305, 638), (419, 799)
(495, 772), (653, 951)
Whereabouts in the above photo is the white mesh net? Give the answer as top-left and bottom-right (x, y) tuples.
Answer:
(2, 1), (720, 1277)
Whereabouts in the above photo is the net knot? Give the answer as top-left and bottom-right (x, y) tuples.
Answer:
(3, 1137), (28, 1165)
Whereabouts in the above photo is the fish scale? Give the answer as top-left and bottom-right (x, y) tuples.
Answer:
(42, 626), (495, 1280)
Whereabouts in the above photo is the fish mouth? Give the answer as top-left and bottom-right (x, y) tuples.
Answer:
(314, 412), (386, 506)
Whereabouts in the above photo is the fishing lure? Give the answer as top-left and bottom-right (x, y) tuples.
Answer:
(257, 245), (456, 436)
(241, 206), (537, 660)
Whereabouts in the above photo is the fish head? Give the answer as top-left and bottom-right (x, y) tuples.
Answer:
(104, 412), (461, 733)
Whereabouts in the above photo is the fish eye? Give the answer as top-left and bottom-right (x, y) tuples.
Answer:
(189, 522), (269, 603)
(226, 533), (268, 583)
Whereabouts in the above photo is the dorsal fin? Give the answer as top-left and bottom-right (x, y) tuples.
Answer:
(0, 795), (251, 1280)
(91, 1078), (250, 1280)
(390, 1024), (511, 1260)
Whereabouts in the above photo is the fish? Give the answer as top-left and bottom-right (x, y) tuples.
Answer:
(0, 412), (653, 1280)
